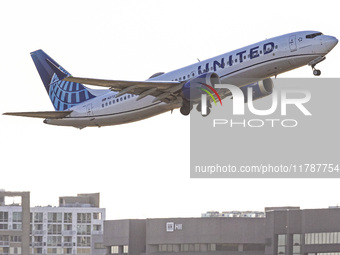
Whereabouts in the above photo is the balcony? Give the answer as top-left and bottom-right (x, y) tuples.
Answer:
(62, 230), (76, 235)
(32, 230), (45, 235)
(92, 230), (103, 235)
(32, 242), (43, 247)
(0, 241), (9, 247)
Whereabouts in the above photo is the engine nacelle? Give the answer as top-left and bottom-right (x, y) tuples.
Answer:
(239, 78), (274, 103)
(182, 73), (220, 101)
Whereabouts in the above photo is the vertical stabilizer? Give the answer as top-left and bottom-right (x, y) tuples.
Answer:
(31, 50), (96, 111)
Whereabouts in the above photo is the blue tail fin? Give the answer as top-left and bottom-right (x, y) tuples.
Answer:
(30, 50), (96, 111)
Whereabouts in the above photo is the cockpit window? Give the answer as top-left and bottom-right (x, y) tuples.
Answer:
(306, 32), (323, 39)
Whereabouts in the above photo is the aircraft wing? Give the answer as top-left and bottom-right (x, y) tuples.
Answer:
(3, 111), (72, 119)
(64, 77), (183, 103)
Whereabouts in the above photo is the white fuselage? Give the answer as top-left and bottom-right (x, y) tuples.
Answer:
(45, 31), (338, 128)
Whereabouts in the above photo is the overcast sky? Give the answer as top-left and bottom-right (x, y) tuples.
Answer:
(1, 0), (339, 220)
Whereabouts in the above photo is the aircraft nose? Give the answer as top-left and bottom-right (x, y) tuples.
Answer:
(323, 35), (338, 52)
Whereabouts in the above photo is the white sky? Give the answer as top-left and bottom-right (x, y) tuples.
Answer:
(1, 0), (339, 220)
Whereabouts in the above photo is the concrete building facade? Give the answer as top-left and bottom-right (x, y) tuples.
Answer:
(0, 191), (105, 255)
(104, 207), (340, 255)
(0, 191), (30, 255)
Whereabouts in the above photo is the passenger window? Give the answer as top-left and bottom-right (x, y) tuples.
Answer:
(102, 104), (104, 108)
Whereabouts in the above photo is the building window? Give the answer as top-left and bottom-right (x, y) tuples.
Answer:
(48, 213), (62, 223)
(93, 225), (101, 231)
(93, 212), (102, 220)
(77, 224), (91, 235)
(111, 246), (119, 254)
(64, 213), (72, 223)
(11, 236), (21, 242)
(0, 236), (9, 242)
(63, 248), (72, 254)
(77, 236), (91, 247)
(0, 212), (8, 222)
(34, 236), (42, 242)
(47, 247), (63, 254)
(208, 244), (216, 251)
(77, 213), (91, 223)
(293, 234), (301, 255)
(94, 243), (105, 249)
(216, 244), (238, 251)
(243, 244), (265, 252)
(77, 248), (91, 254)
(181, 244), (188, 252)
(47, 236), (62, 247)
(173, 244), (180, 252)
(34, 224), (43, 231)
(48, 224), (62, 235)
(12, 212), (22, 222)
(34, 212), (43, 223)
(0, 248), (9, 254)
(12, 224), (22, 230)
(277, 234), (286, 255)
(33, 248), (43, 254)
(64, 224), (72, 231)
(293, 234), (301, 245)
(9, 247), (21, 254)
(123, 245), (128, 254)
(293, 245), (301, 254)
(0, 224), (8, 230)
(305, 232), (340, 245)
(64, 236), (72, 243)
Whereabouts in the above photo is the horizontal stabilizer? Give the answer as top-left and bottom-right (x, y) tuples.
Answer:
(3, 111), (72, 119)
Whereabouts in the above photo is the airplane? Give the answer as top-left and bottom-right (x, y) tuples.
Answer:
(4, 31), (338, 128)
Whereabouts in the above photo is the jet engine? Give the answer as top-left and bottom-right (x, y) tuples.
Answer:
(239, 78), (273, 103)
(181, 72), (220, 101)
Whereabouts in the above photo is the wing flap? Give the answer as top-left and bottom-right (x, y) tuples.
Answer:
(64, 76), (183, 103)
(64, 77), (180, 90)
(3, 111), (72, 119)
